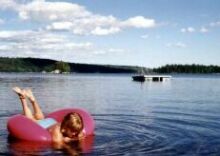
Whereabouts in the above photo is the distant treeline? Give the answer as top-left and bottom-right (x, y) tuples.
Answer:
(2, 57), (219, 74)
(0, 57), (143, 73)
(153, 64), (220, 73)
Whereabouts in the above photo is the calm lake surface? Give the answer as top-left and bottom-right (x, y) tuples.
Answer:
(0, 73), (220, 155)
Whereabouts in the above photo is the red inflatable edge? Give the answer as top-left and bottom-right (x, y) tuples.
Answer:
(7, 108), (95, 142)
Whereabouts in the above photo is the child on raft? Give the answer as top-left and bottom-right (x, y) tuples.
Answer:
(12, 86), (84, 144)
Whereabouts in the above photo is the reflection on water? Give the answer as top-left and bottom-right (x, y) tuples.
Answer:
(0, 73), (220, 155)
(8, 135), (94, 155)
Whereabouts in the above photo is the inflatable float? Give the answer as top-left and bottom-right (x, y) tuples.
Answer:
(7, 108), (95, 142)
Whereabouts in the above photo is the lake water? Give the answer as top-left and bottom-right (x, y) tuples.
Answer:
(0, 73), (220, 155)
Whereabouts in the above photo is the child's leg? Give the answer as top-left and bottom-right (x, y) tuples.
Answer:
(13, 87), (35, 121)
(25, 89), (45, 120)
(19, 97), (36, 120)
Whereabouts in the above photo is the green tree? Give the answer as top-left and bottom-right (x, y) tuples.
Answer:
(55, 61), (71, 73)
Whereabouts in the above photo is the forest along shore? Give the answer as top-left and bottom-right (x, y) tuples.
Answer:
(0, 57), (220, 74)
(0, 57), (147, 73)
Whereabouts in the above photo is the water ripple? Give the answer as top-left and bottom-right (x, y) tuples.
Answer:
(1, 110), (220, 155)
(93, 110), (220, 155)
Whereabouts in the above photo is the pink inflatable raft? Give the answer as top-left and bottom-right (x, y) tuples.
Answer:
(7, 108), (95, 142)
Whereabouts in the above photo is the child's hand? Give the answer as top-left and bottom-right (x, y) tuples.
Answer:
(78, 132), (85, 140)
(63, 132), (84, 143)
(64, 136), (78, 143)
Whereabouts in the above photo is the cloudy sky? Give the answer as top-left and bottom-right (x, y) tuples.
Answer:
(0, 0), (220, 67)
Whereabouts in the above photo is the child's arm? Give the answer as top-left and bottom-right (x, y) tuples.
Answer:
(48, 124), (64, 144)
(63, 131), (85, 143)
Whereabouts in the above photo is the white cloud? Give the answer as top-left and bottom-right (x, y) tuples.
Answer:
(181, 27), (195, 33)
(180, 28), (186, 33)
(187, 27), (195, 32)
(0, 19), (4, 25)
(46, 15), (156, 36)
(122, 16), (156, 28)
(108, 48), (125, 53)
(0, 45), (11, 51)
(0, 0), (157, 36)
(0, 30), (94, 59)
(200, 27), (209, 33)
(0, 30), (34, 40)
(92, 48), (125, 55)
(17, 0), (91, 21)
(46, 15), (121, 35)
(93, 50), (106, 55)
(0, 0), (18, 10)
(209, 21), (220, 27)
(141, 34), (149, 39)
(0, 29), (126, 61)
(166, 42), (187, 48)
(64, 42), (93, 50)
(91, 27), (121, 36)
(46, 22), (73, 31)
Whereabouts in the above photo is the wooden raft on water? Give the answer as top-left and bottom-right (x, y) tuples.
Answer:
(132, 75), (172, 82)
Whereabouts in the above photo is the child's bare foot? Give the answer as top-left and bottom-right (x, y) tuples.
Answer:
(13, 87), (26, 99)
(25, 88), (36, 102)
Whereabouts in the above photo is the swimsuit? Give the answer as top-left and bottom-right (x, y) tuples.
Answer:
(37, 118), (57, 129)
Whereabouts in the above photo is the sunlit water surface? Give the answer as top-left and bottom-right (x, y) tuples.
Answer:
(0, 73), (220, 155)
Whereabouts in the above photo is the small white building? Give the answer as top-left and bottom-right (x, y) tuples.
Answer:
(51, 69), (60, 74)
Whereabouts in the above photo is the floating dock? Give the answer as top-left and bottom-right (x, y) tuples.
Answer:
(132, 75), (172, 82)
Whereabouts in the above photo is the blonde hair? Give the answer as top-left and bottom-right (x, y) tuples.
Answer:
(60, 112), (83, 137)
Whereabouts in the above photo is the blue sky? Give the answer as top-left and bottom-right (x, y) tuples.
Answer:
(0, 0), (220, 67)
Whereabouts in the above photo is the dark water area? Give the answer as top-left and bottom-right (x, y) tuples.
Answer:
(0, 73), (220, 155)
